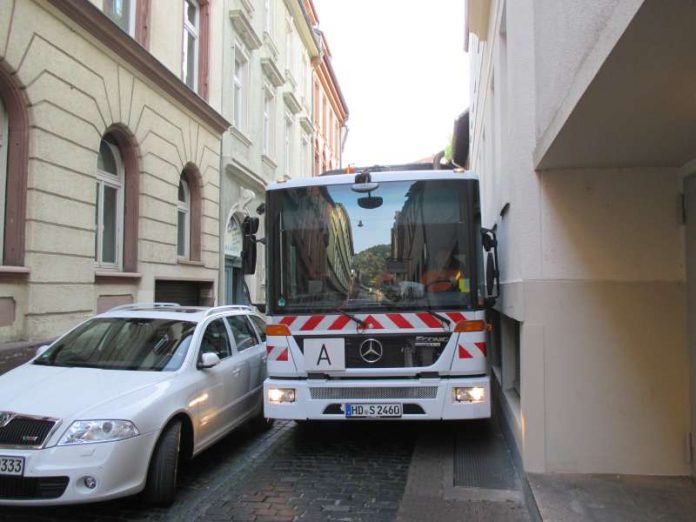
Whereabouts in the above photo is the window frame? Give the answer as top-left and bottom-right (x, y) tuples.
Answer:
(177, 175), (191, 259)
(284, 111), (293, 177)
(95, 137), (125, 270)
(232, 41), (250, 132)
(262, 83), (275, 157)
(224, 314), (259, 352)
(248, 314), (267, 343)
(0, 98), (8, 262)
(264, 0), (274, 38)
(182, 0), (200, 93)
(285, 16), (293, 73)
(104, 0), (138, 38)
(198, 317), (233, 362)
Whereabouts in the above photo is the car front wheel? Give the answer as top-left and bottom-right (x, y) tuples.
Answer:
(143, 420), (181, 506)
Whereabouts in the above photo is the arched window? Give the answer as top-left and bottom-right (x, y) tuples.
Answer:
(0, 63), (29, 267)
(95, 135), (124, 268)
(179, 163), (202, 262)
(0, 98), (8, 262)
(177, 175), (190, 258)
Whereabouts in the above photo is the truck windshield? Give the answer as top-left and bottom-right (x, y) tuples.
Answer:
(268, 178), (481, 314)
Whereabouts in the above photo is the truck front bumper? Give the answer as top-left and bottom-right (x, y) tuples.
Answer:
(264, 376), (490, 421)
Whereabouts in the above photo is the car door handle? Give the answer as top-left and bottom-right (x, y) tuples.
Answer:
(232, 367), (241, 377)
(261, 355), (268, 362)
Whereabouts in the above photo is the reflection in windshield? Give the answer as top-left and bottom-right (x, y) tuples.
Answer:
(34, 318), (196, 371)
(270, 179), (480, 312)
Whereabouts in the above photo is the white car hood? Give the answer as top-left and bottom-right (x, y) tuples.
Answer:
(0, 363), (176, 421)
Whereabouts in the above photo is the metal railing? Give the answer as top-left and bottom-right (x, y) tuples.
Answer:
(203, 304), (258, 317)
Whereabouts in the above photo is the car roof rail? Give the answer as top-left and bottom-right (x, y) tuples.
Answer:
(108, 302), (182, 312)
(204, 304), (258, 317)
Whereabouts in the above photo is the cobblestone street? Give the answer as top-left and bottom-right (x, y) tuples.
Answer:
(0, 348), (529, 522)
(0, 415), (529, 521)
(0, 420), (414, 522)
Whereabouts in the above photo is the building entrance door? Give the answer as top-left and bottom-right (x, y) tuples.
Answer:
(683, 174), (696, 475)
(225, 257), (245, 304)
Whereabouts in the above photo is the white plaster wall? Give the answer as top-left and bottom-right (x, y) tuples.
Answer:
(540, 168), (684, 282)
(524, 280), (688, 474)
(468, 0), (690, 475)
(0, 0), (221, 340)
(533, 0), (622, 140)
(219, 0), (315, 305)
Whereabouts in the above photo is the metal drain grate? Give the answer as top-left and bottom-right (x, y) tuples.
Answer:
(453, 420), (518, 490)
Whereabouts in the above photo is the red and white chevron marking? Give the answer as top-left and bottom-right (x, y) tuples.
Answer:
(266, 344), (289, 361)
(271, 311), (474, 332)
(457, 342), (487, 359)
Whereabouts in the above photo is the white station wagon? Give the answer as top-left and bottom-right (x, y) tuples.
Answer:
(0, 303), (271, 506)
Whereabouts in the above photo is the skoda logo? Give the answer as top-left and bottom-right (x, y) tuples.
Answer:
(0, 412), (15, 428)
(359, 338), (383, 364)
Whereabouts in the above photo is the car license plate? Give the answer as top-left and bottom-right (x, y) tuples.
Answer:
(345, 403), (402, 418)
(0, 456), (24, 476)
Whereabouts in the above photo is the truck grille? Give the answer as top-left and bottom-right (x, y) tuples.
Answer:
(0, 476), (69, 500)
(298, 333), (452, 369)
(310, 386), (438, 400)
(0, 416), (57, 447)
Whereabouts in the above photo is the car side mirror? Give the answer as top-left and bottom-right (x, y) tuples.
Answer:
(198, 352), (221, 369)
(35, 345), (50, 357)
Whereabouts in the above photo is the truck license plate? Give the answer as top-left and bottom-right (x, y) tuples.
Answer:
(0, 456), (24, 476)
(345, 403), (402, 418)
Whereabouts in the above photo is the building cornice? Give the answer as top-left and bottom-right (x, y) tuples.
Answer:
(46, 0), (230, 135)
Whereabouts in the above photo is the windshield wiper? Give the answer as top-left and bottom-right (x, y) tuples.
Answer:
(425, 310), (451, 331)
(331, 308), (367, 329)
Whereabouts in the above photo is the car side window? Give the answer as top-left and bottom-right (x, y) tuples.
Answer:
(225, 315), (258, 352)
(249, 315), (267, 343)
(200, 319), (232, 360)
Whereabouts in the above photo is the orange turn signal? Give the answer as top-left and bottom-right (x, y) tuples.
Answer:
(454, 320), (486, 333)
(267, 324), (291, 336)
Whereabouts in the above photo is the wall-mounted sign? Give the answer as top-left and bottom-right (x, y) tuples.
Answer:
(224, 216), (243, 258)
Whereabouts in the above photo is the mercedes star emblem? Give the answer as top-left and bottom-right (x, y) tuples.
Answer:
(359, 338), (384, 364)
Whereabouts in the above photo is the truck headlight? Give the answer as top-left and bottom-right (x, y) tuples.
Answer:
(58, 420), (140, 445)
(453, 386), (486, 403)
(268, 387), (296, 403)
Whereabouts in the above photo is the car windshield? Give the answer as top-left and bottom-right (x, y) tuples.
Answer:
(33, 318), (197, 371)
(268, 178), (481, 313)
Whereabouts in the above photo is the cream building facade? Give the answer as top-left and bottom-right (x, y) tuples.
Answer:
(304, 0), (348, 176)
(220, 0), (319, 307)
(0, 0), (228, 343)
(467, 0), (695, 477)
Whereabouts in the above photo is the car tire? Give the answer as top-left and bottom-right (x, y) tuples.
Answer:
(143, 420), (181, 506)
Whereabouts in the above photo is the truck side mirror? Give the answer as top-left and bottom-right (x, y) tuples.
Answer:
(481, 228), (500, 305)
(242, 216), (259, 275)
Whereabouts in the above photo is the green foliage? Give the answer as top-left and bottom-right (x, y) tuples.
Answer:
(352, 244), (390, 287)
(444, 134), (453, 161)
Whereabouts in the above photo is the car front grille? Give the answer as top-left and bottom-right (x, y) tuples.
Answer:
(297, 333), (452, 369)
(0, 476), (69, 500)
(0, 416), (57, 447)
(310, 386), (439, 400)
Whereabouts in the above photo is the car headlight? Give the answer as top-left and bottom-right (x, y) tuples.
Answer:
(58, 420), (140, 446)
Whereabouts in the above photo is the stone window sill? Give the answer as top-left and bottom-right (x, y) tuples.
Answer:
(0, 266), (30, 279)
(177, 258), (205, 267)
(229, 126), (253, 147)
(95, 271), (142, 283)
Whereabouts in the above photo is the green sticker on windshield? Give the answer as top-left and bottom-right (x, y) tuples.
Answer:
(278, 296), (286, 307)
